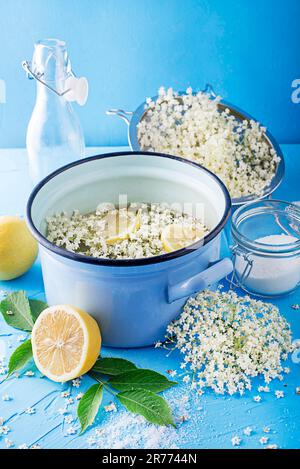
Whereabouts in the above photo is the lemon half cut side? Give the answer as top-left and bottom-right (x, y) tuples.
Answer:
(31, 305), (101, 383)
(103, 210), (140, 245)
(161, 223), (206, 253)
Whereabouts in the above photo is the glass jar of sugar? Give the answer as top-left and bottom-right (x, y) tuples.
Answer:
(231, 200), (300, 297)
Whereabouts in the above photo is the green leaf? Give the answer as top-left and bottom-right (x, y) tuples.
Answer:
(109, 369), (177, 392)
(117, 389), (175, 427)
(92, 357), (137, 376)
(0, 291), (34, 331)
(29, 299), (48, 322)
(7, 340), (33, 377)
(77, 383), (103, 434)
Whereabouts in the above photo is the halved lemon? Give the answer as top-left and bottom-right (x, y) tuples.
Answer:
(31, 305), (101, 382)
(103, 209), (140, 245)
(161, 223), (205, 253)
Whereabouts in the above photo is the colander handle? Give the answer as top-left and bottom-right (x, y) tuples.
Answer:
(106, 109), (133, 126)
(167, 257), (233, 303)
(106, 85), (216, 125)
(203, 83), (217, 98)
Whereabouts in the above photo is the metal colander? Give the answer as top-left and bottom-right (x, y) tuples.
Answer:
(107, 84), (284, 206)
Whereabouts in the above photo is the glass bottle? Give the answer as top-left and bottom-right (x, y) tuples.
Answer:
(25, 39), (85, 184)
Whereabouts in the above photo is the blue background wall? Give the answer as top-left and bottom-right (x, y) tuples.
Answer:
(0, 0), (299, 147)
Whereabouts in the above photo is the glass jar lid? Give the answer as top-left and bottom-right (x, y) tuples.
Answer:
(231, 200), (300, 255)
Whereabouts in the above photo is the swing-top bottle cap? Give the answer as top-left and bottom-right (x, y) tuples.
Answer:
(65, 76), (89, 106)
(22, 38), (88, 106)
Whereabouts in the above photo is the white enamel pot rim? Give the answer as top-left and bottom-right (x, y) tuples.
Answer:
(26, 151), (231, 267)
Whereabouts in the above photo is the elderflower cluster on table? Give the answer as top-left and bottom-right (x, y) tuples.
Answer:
(162, 289), (293, 396)
(137, 87), (280, 199)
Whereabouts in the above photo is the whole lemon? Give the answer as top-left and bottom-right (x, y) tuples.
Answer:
(0, 216), (38, 280)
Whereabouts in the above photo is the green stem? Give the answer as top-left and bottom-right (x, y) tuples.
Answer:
(88, 371), (117, 397)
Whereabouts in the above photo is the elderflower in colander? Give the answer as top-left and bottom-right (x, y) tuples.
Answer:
(137, 88), (280, 199)
(164, 289), (293, 396)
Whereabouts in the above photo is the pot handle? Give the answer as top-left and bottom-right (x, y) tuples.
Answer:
(106, 108), (133, 126)
(167, 257), (233, 303)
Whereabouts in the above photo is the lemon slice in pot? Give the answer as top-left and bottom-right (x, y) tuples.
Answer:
(161, 223), (205, 253)
(31, 305), (101, 382)
(103, 209), (140, 245)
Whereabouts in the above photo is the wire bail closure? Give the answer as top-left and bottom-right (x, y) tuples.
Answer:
(22, 60), (88, 106)
(227, 244), (254, 292)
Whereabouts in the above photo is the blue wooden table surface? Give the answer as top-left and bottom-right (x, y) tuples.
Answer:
(0, 146), (299, 449)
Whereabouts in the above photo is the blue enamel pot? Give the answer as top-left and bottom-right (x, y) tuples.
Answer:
(26, 152), (232, 348)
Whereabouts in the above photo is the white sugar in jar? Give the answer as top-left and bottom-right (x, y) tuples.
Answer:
(231, 201), (300, 297)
